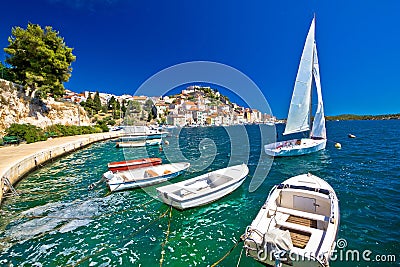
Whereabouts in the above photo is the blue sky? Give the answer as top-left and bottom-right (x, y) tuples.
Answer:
(1, 0), (399, 118)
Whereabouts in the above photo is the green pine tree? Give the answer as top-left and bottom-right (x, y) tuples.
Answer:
(4, 23), (76, 97)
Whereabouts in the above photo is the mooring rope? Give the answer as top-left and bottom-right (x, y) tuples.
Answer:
(236, 247), (244, 267)
(159, 205), (173, 267)
(210, 237), (243, 267)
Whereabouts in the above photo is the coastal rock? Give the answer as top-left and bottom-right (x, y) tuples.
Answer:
(0, 79), (91, 134)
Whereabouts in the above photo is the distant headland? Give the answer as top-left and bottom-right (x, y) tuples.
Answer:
(325, 114), (400, 121)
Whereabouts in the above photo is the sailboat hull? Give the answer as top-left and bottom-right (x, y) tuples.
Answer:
(264, 138), (326, 157)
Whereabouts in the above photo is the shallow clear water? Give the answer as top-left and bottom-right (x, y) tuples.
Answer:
(0, 121), (399, 266)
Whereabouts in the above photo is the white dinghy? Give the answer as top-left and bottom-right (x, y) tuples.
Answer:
(243, 173), (339, 267)
(145, 138), (162, 146)
(103, 162), (190, 192)
(265, 17), (327, 157)
(156, 164), (249, 210)
(115, 140), (146, 148)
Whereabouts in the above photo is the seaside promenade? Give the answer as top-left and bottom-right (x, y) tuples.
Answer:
(0, 131), (122, 205)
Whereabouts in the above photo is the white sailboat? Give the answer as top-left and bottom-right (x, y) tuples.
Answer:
(265, 18), (327, 157)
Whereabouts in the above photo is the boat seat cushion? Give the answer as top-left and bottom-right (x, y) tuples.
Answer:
(145, 170), (158, 178)
(277, 220), (325, 248)
(186, 180), (209, 191)
(277, 206), (329, 222)
(120, 174), (131, 182)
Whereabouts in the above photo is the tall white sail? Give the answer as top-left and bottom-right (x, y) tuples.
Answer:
(310, 44), (327, 139)
(283, 18), (315, 135)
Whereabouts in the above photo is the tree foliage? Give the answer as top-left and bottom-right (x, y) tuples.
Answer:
(106, 96), (122, 119)
(143, 99), (154, 112)
(325, 113), (400, 121)
(0, 61), (16, 81)
(6, 123), (47, 143)
(93, 91), (102, 112)
(5, 123), (105, 144)
(121, 99), (127, 114)
(45, 124), (103, 136)
(81, 92), (95, 116)
(4, 23), (76, 97)
(128, 100), (142, 113)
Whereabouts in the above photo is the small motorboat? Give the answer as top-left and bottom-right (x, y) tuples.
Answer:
(145, 138), (162, 146)
(103, 162), (190, 192)
(116, 139), (162, 148)
(116, 140), (146, 148)
(243, 173), (339, 267)
(107, 158), (162, 172)
(348, 134), (356, 138)
(157, 164), (249, 210)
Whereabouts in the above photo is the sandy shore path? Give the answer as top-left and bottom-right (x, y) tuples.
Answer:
(0, 131), (122, 205)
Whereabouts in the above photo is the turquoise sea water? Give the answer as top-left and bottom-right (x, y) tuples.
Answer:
(0, 120), (399, 266)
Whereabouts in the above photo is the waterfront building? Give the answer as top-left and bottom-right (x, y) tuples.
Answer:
(166, 114), (186, 126)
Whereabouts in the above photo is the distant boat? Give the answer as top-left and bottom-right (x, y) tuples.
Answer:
(348, 134), (356, 138)
(243, 173), (340, 267)
(145, 138), (162, 146)
(120, 126), (169, 139)
(103, 162), (190, 192)
(265, 17), (327, 157)
(116, 140), (146, 148)
(115, 138), (162, 148)
(163, 125), (178, 129)
(156, 164), (249, 210)
(107, 158), (162, 173)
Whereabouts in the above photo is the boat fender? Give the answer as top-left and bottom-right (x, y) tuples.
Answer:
(88, 183), (95, 191)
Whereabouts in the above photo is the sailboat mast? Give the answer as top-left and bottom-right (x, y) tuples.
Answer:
(309, 25), (316, 138)
(310, 14), (315, 138)
(309, 43), (314, 138)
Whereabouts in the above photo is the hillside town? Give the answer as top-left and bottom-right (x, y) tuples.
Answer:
(63, 85), (278, 127)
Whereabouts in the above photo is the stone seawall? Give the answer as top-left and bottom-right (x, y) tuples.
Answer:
(0, 131), (122, 205)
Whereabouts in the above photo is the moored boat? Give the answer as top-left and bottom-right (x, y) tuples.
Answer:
(243, 173), (339, 267)
(107, 158), (162, 172)
(145, 138), (162, 146)
(121, 126), (168, 139)
(103, 162), (190, 192)
(156, 164), (249, 210)
(115, 138), (162, 148)
(115, 140), (146, 148)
